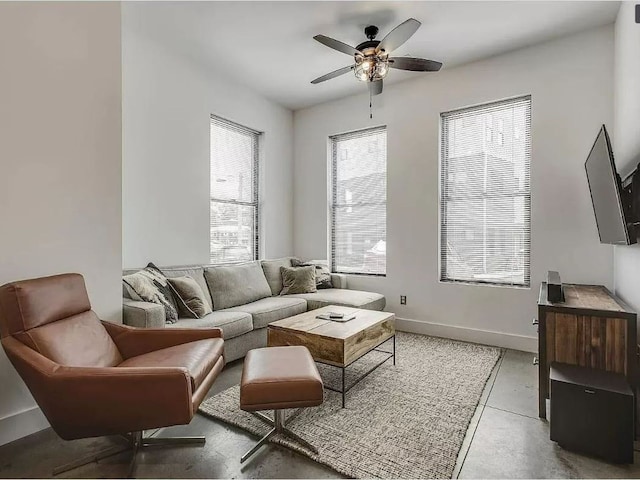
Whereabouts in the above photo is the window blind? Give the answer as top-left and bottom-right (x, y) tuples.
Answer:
(440, 95), (531, 287)
(330, 126), (387, 276)
(210, 115), (260, 264)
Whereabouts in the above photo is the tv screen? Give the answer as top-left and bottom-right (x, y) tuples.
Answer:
(585, 125), (634, 245)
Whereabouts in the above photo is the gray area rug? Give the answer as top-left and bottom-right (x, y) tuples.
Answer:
(199, 332), (502, 479)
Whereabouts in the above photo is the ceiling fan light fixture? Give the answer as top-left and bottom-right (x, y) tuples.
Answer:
(354, 56), (389, 82)
(376, 59), (389, 77)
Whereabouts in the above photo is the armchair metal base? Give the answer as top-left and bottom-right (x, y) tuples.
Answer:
(241, 409), (317, 464)
(53, 431), (205, 478)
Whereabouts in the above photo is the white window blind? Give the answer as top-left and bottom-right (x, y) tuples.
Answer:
(210, 115), (260, 264)
(440, 96), (531, 287)
(330, 126), (387, 276)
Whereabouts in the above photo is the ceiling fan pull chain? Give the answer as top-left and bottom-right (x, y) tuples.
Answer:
(369, 88), (373, 119)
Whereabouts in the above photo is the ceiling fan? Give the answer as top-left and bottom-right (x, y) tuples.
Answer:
(311, 18), (442, 97)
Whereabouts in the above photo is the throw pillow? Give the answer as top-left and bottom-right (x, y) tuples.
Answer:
(261, 257), (293, 296)
(292, 258), (333, 289)
(204, 261), (272, 310)
(280, 265), (317, 295)
(122, 263), (179, 324)
(168, 276), (212, 319)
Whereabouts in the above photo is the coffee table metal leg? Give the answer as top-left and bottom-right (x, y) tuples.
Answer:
(321, 334), (396, 409)
(393, 334), (396, 366)
(341, 368), (346, 408)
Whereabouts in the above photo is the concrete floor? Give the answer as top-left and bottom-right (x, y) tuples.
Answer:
(1, 347), (639, 479)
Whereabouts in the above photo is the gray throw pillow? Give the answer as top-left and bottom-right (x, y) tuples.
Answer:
(261, 257), (293, 296)
(205, 261), (272, 310)
(122, 263), (179, 324)
(168, 276), (212, 319)
(280, 265), (317, 295)
(292, 259), (332, 289)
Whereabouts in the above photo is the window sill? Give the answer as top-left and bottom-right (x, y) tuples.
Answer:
(439, 279), (530, 290)
(333, 271), (386, 278)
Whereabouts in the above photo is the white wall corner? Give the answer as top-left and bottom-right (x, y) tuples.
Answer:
(0, 407), (49, 447)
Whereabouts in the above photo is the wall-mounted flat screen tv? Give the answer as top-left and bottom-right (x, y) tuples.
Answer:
(585, 125), (635, 245)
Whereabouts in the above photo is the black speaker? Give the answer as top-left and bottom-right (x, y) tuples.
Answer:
(547, 271), (563, 303)
(550, 363), (634, 463)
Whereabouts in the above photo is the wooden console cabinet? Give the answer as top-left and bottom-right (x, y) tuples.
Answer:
(537, 283), (637, 419)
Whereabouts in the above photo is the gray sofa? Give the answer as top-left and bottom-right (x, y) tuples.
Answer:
(122, 257), (385, 362)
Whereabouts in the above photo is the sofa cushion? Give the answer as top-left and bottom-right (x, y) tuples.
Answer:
(118, 338), (223, 391)
(260, 257), (293, 296)
(286, 289), (386, 311)
(205, 262), (272, 310)
(224, 297), (307, 330)
(166, 311), (252, 340)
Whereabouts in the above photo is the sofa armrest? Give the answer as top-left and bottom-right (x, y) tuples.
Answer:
(123, 298), (165, 328)
(330, 273), (348, 289)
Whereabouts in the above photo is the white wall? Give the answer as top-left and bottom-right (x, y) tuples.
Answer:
(122, 3), (294, 268)
(0, 2), (122, 445)
(294, 25), (615, 351)
(613, 2), (640, 314)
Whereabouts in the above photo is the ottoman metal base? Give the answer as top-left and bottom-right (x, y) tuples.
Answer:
(241, 409), (317, 463)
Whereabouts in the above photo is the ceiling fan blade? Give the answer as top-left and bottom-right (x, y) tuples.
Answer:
(376, 18), (421, 54)
(311, 65), (355, 84)
(369, 80), (383, 96)
(389, 57), (442, 72)
(313, 35), (362, 57)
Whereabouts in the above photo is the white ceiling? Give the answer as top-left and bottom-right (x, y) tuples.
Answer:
(127, 1), (620, 110)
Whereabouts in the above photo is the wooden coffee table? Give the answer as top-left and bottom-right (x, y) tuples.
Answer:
(267, 305), (395, 407)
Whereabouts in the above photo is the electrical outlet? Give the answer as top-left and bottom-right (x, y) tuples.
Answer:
(400, 295), (406, 305)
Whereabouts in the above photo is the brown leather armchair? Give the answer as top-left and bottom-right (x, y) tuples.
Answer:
(0, 273), (224, 476)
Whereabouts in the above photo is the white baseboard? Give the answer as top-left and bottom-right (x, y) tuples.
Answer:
(396, 317), (537, 353)
(0, 405), (49, 446)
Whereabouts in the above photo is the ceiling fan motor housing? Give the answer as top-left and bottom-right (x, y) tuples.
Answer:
(355, 40), (380, 53)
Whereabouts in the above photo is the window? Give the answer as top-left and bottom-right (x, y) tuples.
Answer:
(210, 115), (260, 264)
(330, 126), (387, 275)
(440, 95), (531, 287)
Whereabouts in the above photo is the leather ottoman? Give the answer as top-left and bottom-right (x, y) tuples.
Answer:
(239, 346), (323, 462)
